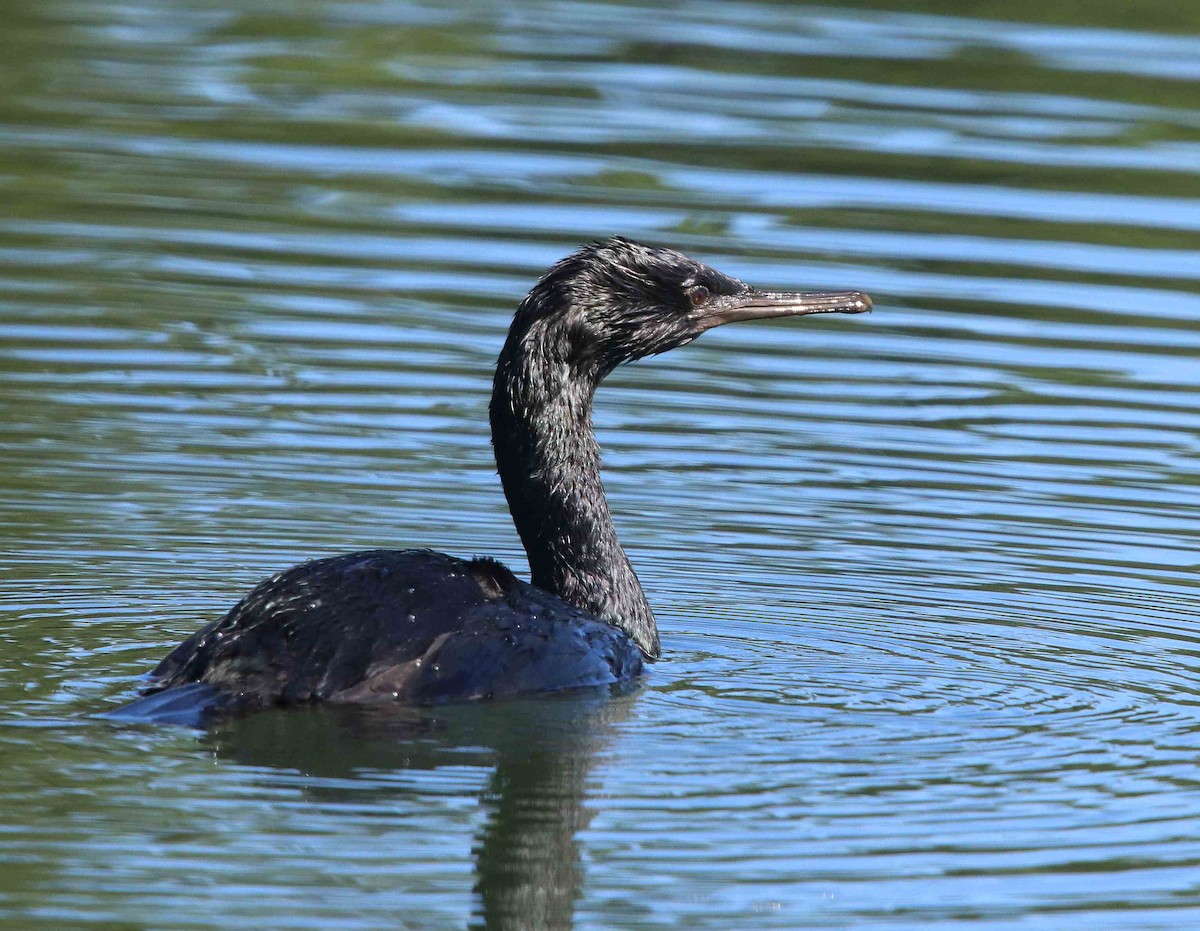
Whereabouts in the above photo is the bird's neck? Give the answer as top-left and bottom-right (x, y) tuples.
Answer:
(489, 326), (660, 659)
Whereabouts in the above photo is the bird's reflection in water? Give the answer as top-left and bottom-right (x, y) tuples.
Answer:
(204, 685), (639, 930)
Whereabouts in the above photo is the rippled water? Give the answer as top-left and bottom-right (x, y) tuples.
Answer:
(2, 1), (1199, 927)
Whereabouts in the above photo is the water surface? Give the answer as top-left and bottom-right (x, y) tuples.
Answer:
(2, 1), (1200, 928)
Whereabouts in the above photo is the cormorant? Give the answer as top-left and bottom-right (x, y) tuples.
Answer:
(116, 237), (870, 725)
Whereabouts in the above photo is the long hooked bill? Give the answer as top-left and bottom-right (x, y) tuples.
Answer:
(696, 289), (872, 331)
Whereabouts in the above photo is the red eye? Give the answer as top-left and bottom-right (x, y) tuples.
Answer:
(687, 285), (711, 307)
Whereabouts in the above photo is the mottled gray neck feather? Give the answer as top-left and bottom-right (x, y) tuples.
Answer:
(489, 318), (660, 659)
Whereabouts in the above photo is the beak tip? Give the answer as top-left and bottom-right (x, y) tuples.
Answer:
(847, 292), (872, 315)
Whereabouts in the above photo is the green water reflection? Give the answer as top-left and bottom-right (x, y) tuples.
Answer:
(1, 1), (1199, 928)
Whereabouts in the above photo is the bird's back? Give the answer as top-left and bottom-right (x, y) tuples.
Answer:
(116, 549), (644, 725)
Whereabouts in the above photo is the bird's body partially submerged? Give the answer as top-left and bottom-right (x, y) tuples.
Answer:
(117, 238), (869, 725)
(121, 550), (644, 724)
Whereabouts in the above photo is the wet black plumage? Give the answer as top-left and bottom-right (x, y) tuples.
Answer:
(117, 237), (869, 725)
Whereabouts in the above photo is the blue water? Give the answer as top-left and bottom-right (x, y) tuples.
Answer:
(1, 1), (1199, 927)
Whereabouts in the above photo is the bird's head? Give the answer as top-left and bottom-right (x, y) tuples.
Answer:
(509, 236), (870, 378)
